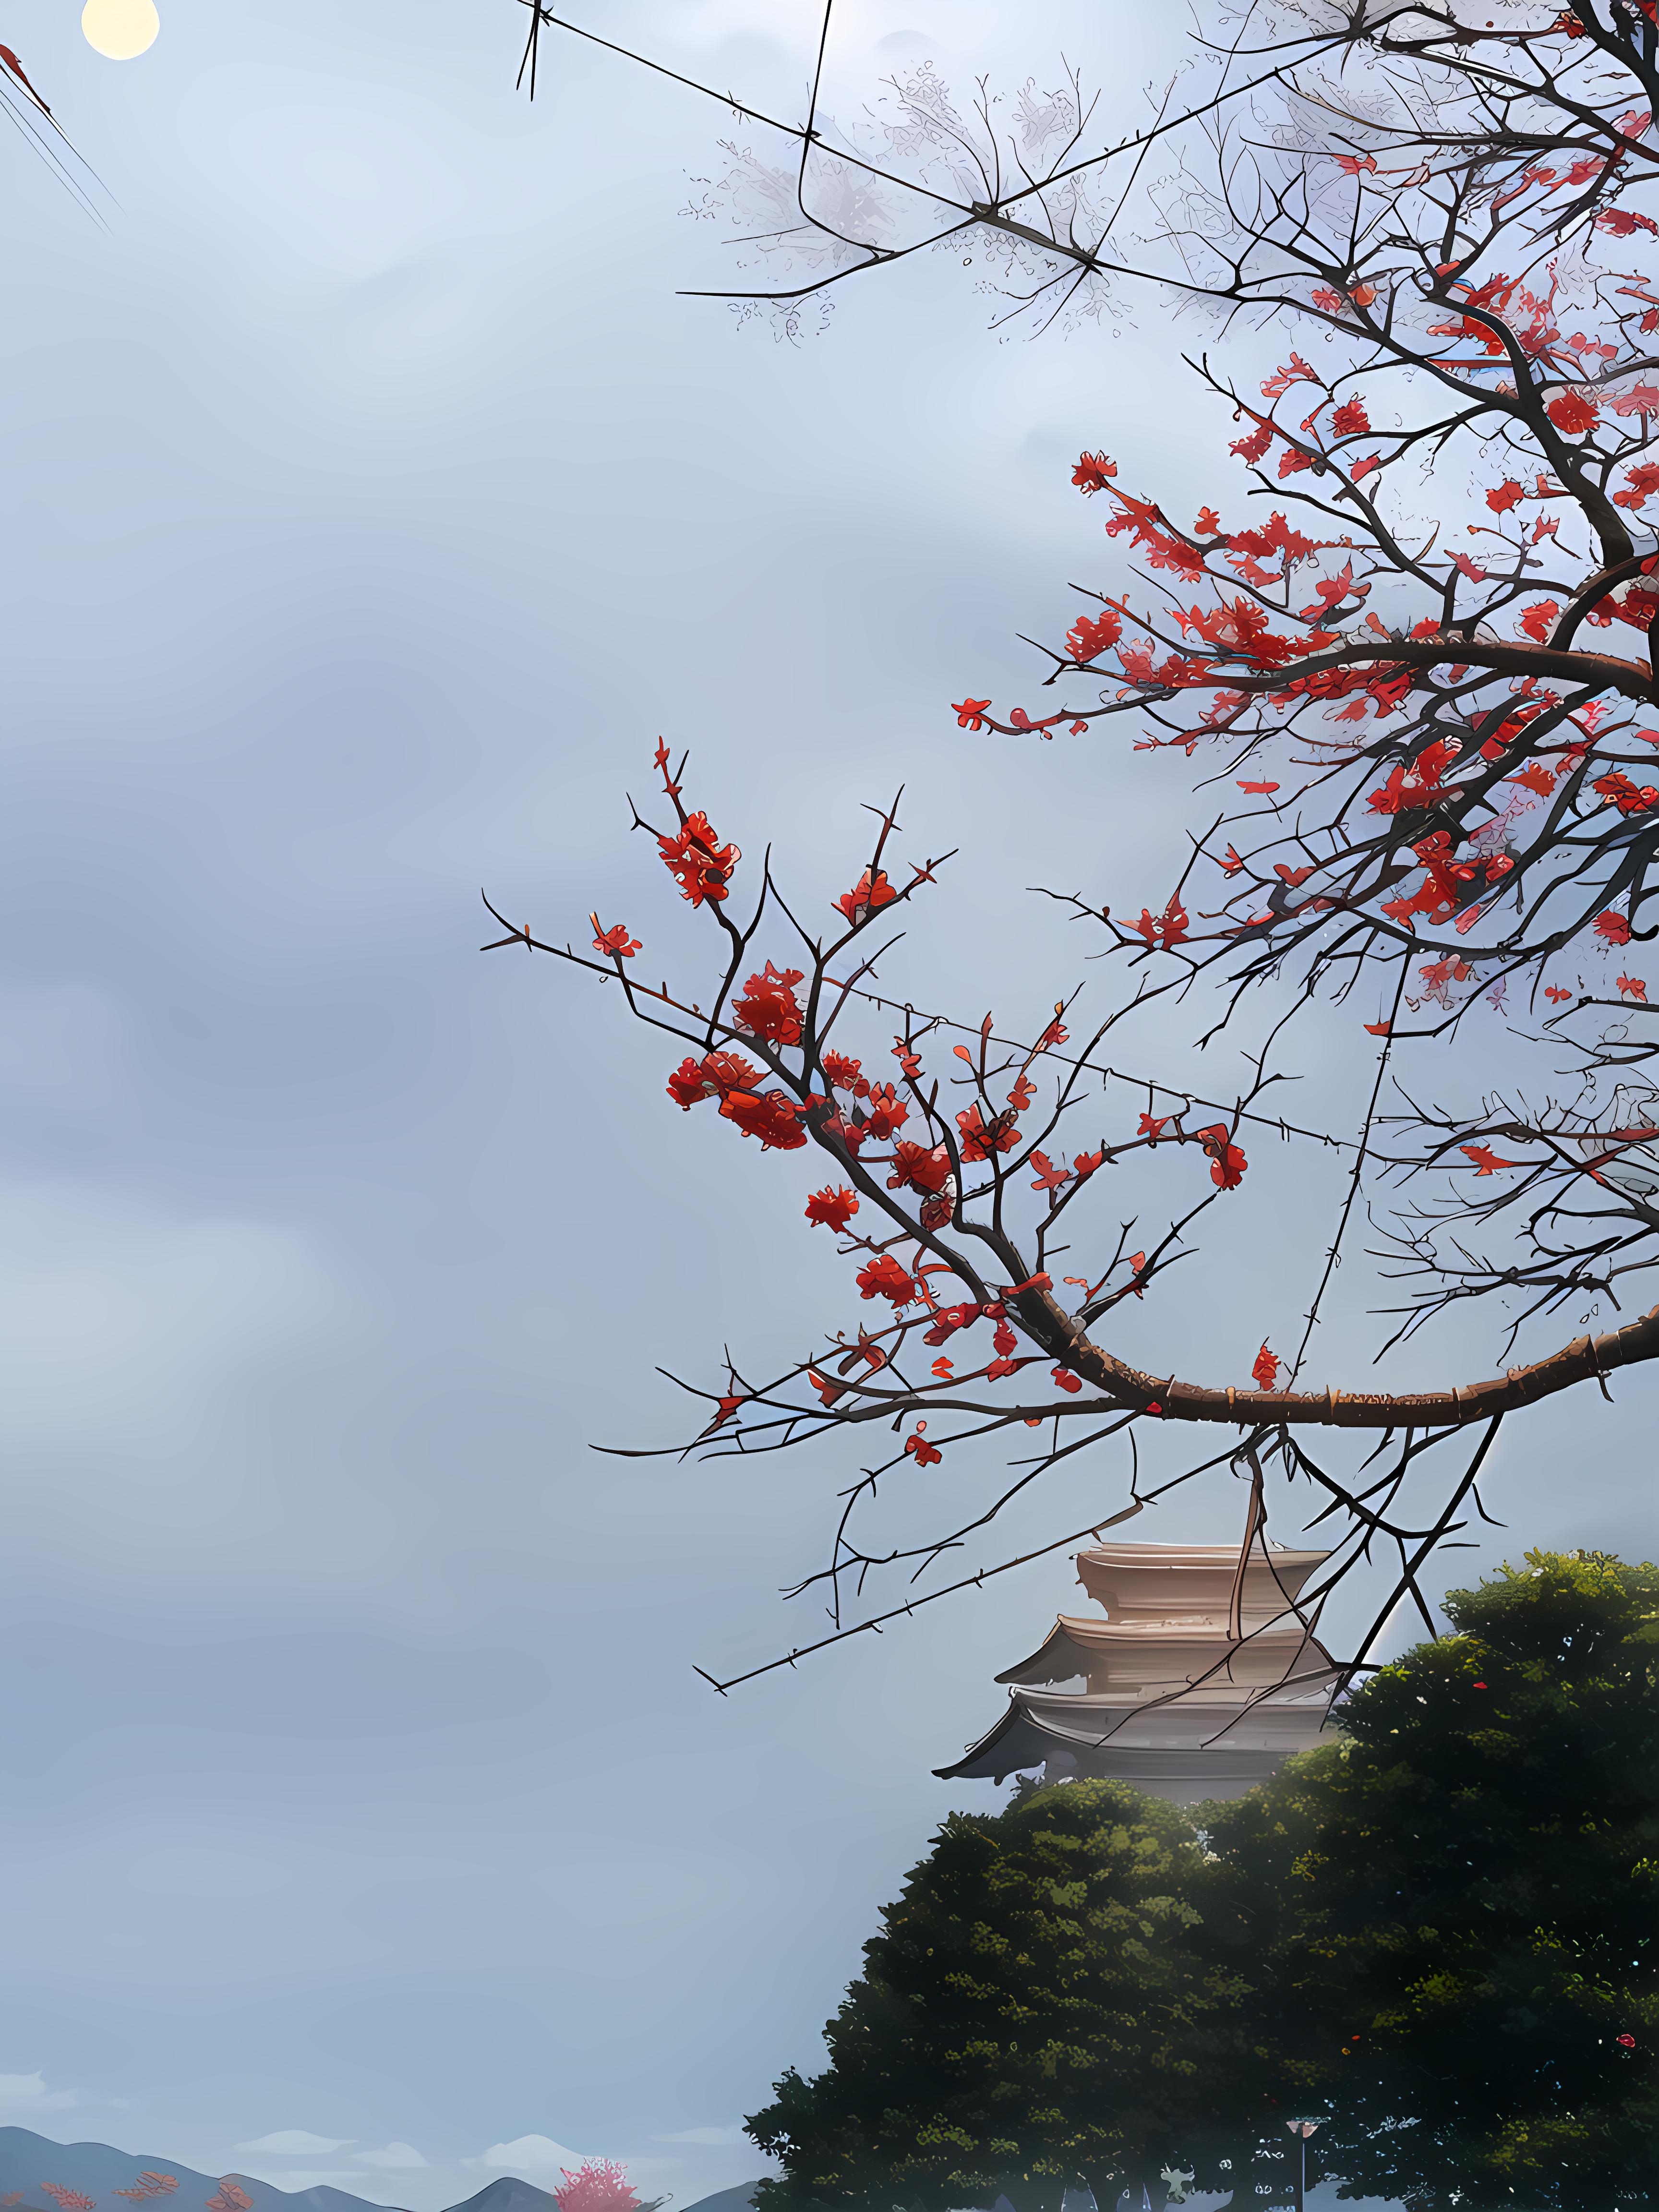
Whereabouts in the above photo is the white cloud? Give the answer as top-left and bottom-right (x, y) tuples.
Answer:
(652, 2130), (745, 2148)
(0, 2073), (78, 2113)
(353, 2147), (429, 2172)
(473, 2139), (588, 2176)
(235, 2134), (357, 2156)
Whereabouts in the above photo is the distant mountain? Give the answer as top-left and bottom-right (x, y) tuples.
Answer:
(440, 2183), (556, 2212)
(0, 2131), (402, 2212)
(0, 2128), (763, 2212)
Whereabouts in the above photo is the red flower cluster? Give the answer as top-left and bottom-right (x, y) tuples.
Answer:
(667, 1049), (762, 1108)
(666, 1049), (804, 1150)
(658, 810), (740, 906)
(1594, 770), (1659, 814)
(888, 1140), (953, 1196)
(857, 1254), (917, 1305)
(1252, 1342), (1280, 1391)
(733, 961), (806, 1046)
(1067, 608), (1123, 662)
(721, 1087), (806, 1150)
(805, 1186), (859, 1232)
(957, 1103), (1020, 1160)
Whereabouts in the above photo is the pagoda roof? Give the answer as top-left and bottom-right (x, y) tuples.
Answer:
(1074, 1539), (1328, 1615)
(936, 1681), (1337, 1798)
(995, 1612), (1335, 1687)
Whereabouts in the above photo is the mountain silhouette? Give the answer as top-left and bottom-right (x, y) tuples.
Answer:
(0, 2129), (759, 2212)
(0, 2132), (404, 2212)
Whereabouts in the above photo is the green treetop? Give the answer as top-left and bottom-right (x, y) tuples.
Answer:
(1211, 1547), (1659, 2212)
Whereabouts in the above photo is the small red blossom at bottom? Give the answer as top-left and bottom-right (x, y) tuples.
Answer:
(1545, 986), (1573, 1003)
(1618, 974), (1649, 1000)
(1251, 1343), (1280, 1392)
(1051, 1366), (1083, 1394)
(805, 1186), (859, 1233)
(904, 1422), (942, 1466)
(590, 915), (641, 959)
(952, 697), (992, 730)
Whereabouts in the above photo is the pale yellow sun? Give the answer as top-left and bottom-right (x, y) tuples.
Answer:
(81, 0), (158, 59)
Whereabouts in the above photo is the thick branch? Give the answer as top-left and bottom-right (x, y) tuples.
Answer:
(1029, 1287), (1659, 1427)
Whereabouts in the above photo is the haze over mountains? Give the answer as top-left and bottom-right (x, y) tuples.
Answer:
(0, 2133), (757, 2212)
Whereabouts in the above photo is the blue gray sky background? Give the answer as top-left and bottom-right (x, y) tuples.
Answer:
(0, 5), (1652, 2210)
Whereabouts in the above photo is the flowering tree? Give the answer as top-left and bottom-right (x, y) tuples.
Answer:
(495, 1), (1659, 1681)
(203, 2183), (252, 2212)
(41, 2189), (96, 2210)
(552, 2161), (658, 2212)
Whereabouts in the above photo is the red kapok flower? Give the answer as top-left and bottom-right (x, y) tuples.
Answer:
(957, 1103), (1020, 1161)
(1195, 1123), (1249, 1188)
(904, 1422), (943, 1465)
(1067, 608), (1123, 662)
(1252, 1342), (1280, 1392)
(1596, 910), (1633, 945)
(1546, 390), (1600, 436)
(862, 1083), (910, 1140)
(590, 916), (641, 960)
(835, 867), (899, 926)
(952, 697), (992, 730)
(666, 1049), (763, 1108)
(658, 809), (740, 906)
(857, 1254), (917, 1305)
(805, 1186), (859, 1233)
(719, 1086), (807, 1150)
(1072, 450), (1117, 493)
(887, 1140), (953, 1196)
(733, 961), (806, 1046)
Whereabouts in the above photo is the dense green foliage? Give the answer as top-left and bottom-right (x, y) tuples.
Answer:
(746, 1552), (1659, 2212)
(745, 1781), (1265, 2212)
(1215, 1547), (1659, 2212)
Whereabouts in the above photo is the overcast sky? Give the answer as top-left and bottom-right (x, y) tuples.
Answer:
(0, 5), (1653, 2212)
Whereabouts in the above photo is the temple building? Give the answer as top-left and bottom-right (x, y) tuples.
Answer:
(935, 1535), (1342, 1801)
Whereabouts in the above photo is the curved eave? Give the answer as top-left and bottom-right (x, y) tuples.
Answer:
(994, 1618), (1092, 1685)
